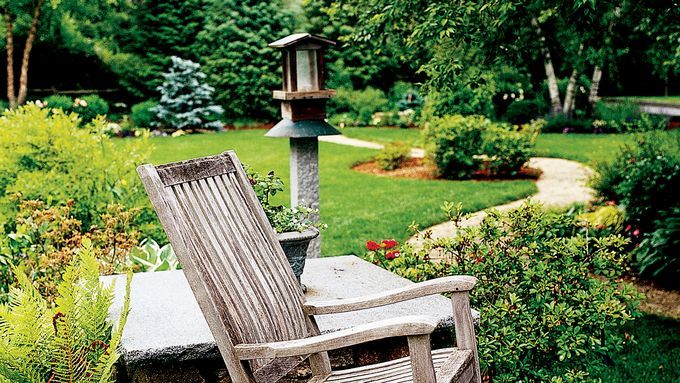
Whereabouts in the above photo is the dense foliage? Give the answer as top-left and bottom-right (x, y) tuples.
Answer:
(591, 132), (680, 286)
(0, 201), (139, 301)
(245, 166), (323, 233)
(0, 105), (150, 231)
(152, 57), (224, 131)
(196, 0), (294, 121)
(375, 142), (410, 171)
(423, 115), (540, 179)
(41, 94), (110, 124)
(364, 202), (641, 382)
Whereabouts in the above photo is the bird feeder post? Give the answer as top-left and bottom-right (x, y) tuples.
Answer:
(266, 33), (340, 258)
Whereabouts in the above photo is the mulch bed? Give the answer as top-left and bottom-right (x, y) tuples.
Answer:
(632, 279), (680, 319)
(352, 157), (542, 181)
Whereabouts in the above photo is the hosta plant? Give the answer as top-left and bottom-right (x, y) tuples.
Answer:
(0, 238), (131, 382)
(130, 238), (180, 272)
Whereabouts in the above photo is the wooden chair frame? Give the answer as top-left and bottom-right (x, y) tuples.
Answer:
(138, 151), (481, 383)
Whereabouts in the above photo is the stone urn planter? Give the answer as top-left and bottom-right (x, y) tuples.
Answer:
(277, 227), (319, 291)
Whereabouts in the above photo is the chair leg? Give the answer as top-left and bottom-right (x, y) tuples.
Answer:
(451, 292), (481, 383)
(407, 334), (436, 383)
(307, 316), (332, 377)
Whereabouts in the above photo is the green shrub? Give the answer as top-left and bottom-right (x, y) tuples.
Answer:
(423, 115), (537, 179)
(591, 131), (680, 285)
(329, 87), (389, 126)
(131, 100), (158, 128)
(0, 239), (130, 382)
(484, 122), (540, 175)
(365, 202), (641, 382)
(375, 142), (410, 170)
(543, 114), (593, 133)
(0, 200), (140, 301)
(72, 94), (110, 122)
(0, 104), (151, 231)
(504, 99), (543, 125)
(43, 94), (74, 113)
(244, 166), (325, 233)
(593, 101), (666, 133)
(423, 115), (488, 179)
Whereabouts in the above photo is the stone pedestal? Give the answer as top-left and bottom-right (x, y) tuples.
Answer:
(290, 137), (320, 258)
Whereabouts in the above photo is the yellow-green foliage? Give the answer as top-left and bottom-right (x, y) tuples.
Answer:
(0, 103), (151, 230)
(0, 238), (131, 382)
(375, 142), (410, 170)
(577, 205), (625, 231)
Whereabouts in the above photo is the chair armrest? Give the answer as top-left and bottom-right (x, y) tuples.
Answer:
(234, 315), (438, 360)
(303, 275), (477, 315)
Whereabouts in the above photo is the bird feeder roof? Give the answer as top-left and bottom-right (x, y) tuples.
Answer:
(269, 33), (336, 49)
(265, 119), (341, 138)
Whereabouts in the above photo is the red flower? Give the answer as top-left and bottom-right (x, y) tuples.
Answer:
(381, 239), (398, 249)
(633, 229), (640, 236)
(366, 240), (380, 251)
(385, 250), (399, 260)
(606, 200), (616, 206)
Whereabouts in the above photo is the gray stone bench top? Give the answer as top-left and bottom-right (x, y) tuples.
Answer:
(103, 255), (477, 369)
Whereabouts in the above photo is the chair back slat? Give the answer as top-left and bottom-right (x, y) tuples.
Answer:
(138, 152), (310, 382)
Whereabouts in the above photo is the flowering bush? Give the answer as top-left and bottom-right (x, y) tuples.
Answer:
(364, 239), (402, 266)
(591, 131), (680, 286)
(0, 200), (140, 301)
(363, 202), (641, 382)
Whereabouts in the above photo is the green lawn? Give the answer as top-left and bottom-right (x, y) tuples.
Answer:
(341, 127), (646, 166)
(145, 130), (536, 256)
(342, 127), (423, 147)
(535, 133), (635, 165)
(589, 315), (680, 382)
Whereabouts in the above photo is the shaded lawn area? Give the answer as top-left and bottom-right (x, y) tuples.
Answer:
(589, 315), (680, 382)
(146, 130), (536, 256)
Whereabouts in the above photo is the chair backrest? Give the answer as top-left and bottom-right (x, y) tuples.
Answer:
(137, 151), (311, 383)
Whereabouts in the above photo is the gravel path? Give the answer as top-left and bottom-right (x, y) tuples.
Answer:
(416, 157), (594, 241)
(320, 134), (595, 241)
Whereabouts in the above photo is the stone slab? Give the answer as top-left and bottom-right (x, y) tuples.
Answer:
(103, 255), (477, 370)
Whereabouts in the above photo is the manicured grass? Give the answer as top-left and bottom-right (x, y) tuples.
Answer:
(340, 127), (646, 166)
(589, 315), (680, 382)
(144, 130), (536, 256)
(535, 133), (635, 165)
(342, 127), (423, 147)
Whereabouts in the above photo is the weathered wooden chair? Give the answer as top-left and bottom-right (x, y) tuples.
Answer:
(137, 151), (481, 383)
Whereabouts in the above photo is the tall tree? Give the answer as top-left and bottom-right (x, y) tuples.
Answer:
(196, 0), (294, 121)
(2, 0), (45, 108)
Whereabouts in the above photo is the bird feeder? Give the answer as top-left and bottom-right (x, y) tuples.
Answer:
(266, 33), (341, 258)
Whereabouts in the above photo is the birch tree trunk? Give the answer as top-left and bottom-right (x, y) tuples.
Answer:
(563, 45), (584, 116)
(532, 17), (562, 116)
(16, 0), (44, 106)
(4, 14), (16, 109)
(588, 66), (602, 105)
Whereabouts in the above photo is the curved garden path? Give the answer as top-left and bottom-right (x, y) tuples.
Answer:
(319, 134), (594, 240)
